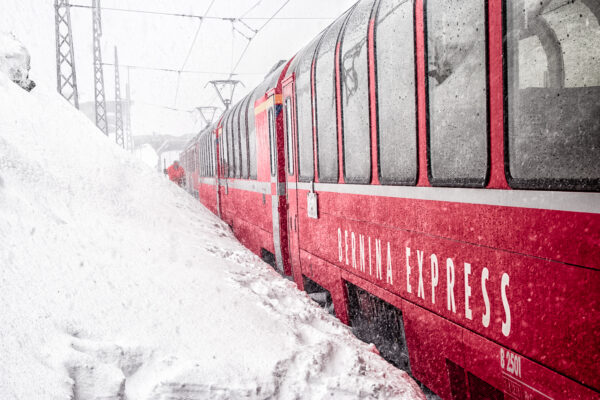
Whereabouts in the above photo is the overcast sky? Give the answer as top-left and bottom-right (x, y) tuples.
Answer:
(1, 0), (357, 136)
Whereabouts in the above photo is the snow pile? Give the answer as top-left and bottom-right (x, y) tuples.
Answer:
(0, 72), (423, 398)
(0, 32), (35, 91)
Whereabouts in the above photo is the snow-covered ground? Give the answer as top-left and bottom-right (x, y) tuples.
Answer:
(0, 60), (424, 398)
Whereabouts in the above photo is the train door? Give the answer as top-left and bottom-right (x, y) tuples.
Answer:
(214, 129), (221, 218)
(267, 92), (292, 276)
(282, 77), (303, 287)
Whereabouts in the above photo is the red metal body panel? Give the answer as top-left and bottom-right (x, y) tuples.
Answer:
(414, 0), (429, 187)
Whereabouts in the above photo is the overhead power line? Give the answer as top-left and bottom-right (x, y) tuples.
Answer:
(68, 4), (334, 21)
(175, 0), (217, 106)
(228, 0), (291, 78)
(101, 63), (264, 76)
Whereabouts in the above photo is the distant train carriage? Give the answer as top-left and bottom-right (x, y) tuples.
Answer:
(185, 0), (600, 398)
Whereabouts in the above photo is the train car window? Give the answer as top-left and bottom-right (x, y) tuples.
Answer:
(198, 141), (202, 177)
(233, 105), (241, 178)
(268, 107), (276, 177)
(203, 138), (207, 177)
(248, 96), (257, 179)
(284, 98), (294, 175)
(376, 0), (417, 185)
(236, 104), (244, 178)
(295, 39), (320, 182)
(224, 115), (231, 178)
(208, 136), (213, 176)
(202, 139), (206, 177)
(240, 97), (250, 179)
(202, 137), (207, 177)
(426, 0), (488, 187)
(221, 118), (227, 177)
(199, 140), (202, 178)
(200, 140), (204, 177)
(506, 0), (600, 191)
(213, 136), (216, 176)
(228, 109), (236, 178)
(341, 0), (374, 184)
(315, 15), (350, 183)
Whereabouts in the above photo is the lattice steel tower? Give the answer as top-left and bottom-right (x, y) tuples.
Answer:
(124, 67), (134, 152)
(113, 47), (125, 148)
(125, 82), (134, 151)
(54, 0), (79, 108)
(92, 0), (108, 135)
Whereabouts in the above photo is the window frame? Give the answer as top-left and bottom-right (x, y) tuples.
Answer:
(284, 97), (295, 175)
(314, 8), (356, 184)
(502, 1), (600, 192)
(268, 106), (276, 177)
(423, 0), (491, 188)
(296, 38), (323, 183)
(227, 110), (235, 178)
(240, 97), (250, 179)
(340, 0), (377, 185)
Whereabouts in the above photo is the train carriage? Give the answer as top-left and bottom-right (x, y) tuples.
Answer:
(185, 0), (600, 398)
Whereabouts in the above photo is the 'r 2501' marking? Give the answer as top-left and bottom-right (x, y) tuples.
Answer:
(500, 348), (522, 378)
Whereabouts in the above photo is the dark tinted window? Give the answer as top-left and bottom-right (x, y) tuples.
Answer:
(285, 98), (294, 175)
(316, 15), (349, 183)
(247, 96), (257, 179)
(506, 0), (600, 190)
(341, 0), (374, 184)
(376, 0), (417, 185)
(426, 0), (488, 186)
(205, 136), (209, 177)
(226, 114), (232, 178)
(240, 98), (250, 179)
(204, 138), (208, 176)
(199, 140), (203, 177)
(268, 107), (276, 177)
(234, 105), (242, 178)
(210, 137), (213, 176)
(222, 117), (230, 177)
(201, 140), (205, 176)
(219, 135), (224, 176)
(295, 39), (320, 182)
(209, 135), (213, 176)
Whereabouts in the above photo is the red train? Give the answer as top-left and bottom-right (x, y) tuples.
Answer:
(181, 0), (600, 398)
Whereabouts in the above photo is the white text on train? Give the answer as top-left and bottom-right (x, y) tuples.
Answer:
(337, 227), (512, 337)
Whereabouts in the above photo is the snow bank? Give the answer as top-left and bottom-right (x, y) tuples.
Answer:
(0, 71), (424, 398)
(0, 32), (35, 91)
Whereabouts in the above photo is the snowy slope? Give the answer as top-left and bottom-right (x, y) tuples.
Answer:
(0, 73), (424, 399)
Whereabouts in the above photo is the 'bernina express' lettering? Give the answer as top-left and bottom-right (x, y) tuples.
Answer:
(337, 227), (512, 337)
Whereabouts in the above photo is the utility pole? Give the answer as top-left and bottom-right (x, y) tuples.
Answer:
(196, 106), (219, 128)
(92, 0), (108, 135)
(54, 0), (79, 108)
(114, 47), (125, 148)
(207, 80), (244, 110)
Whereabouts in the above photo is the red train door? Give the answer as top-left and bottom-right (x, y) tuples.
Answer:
(282, 77), (302, 287)
(215, 127), (222, 218)
(211, 129), (222, 218)
(266, 93), (291, 276)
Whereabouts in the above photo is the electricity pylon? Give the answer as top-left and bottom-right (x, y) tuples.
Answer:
(125, 81), (134, 151)
(54, 0), (79, 108)
(114, 47), (125, 148)
(92, 0), (108, 135)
